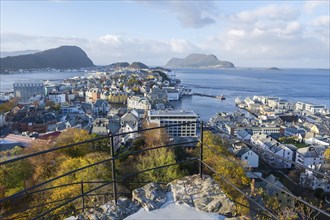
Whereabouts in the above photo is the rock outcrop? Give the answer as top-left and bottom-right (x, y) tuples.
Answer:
(77, 197), (140, 220)
(67, 175), (237, 220)
(132, 182), (167, 211)
(169, 175), (236, 216)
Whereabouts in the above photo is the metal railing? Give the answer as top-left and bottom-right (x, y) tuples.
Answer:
(4, 121), (315, 220)
(0, 121), (203, 219)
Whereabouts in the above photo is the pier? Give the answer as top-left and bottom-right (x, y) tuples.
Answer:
(193, 93), (218, 98)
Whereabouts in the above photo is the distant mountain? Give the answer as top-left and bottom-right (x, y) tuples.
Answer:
(0, 50), (41, 58)
(128, 62), (149, 69)
(0, 46), (94, 70)
(268, 67), (281, 71)
(108, 62), (130, 68)
(165, 54), (235, 68)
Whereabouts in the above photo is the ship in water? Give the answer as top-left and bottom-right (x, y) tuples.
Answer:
(216, 95), (226, 100)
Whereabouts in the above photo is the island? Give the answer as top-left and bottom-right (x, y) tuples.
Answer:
(0, 45), (95, 71)
(268, 67), (281, 71)
(165, 53), (235, 69)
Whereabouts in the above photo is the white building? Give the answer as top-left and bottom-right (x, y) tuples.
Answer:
(251, 133), (296, 168)
(148, 110), (198, 137)
(165, 88), (180, 101)
(232, 142), (259, 168)
(300, 164), (330, 192)
(305, 136), (330, 146)
(61, 105), (85, 114)
(245, 97), (259, 109)
(0, 113), (6, 127)
(295, 146), (326, 167)
(295, 102), (326, 114)
(127, 96), (152, 111)
(48, 92), (66, 104)
(120, 112), (139, 144)
(14, 82), (45, 102)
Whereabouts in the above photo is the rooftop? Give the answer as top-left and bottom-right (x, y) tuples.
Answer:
(148, 110), (197, 117)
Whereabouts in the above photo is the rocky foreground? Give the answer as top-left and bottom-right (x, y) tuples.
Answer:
(67, 175), (239, 220)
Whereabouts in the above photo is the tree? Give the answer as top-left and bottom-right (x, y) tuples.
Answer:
(0, 97), (18, 113)
(55, 128), (94, 157)
(324, 148), (330, 162)
(25, 140), (67, 185)
(46, 152), (112, 216)
(198, 131), (251, 215)
(0, 159), (33, 198)
(142, 121), (169, 148)
(135, 147), (187, 183)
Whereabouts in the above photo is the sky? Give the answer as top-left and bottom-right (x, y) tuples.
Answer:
(1, 0), (329, 68)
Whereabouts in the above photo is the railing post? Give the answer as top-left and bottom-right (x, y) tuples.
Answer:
(81, 180), (85, 213)
(109, 133), (118, 205)
(199, 121), (204, 179)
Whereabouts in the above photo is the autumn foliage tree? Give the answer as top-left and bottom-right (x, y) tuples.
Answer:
(142, 121), (169, 148)
(55, 128), (94, 157)
(45, 152), (112, 216)
(199, 131), (251, 215)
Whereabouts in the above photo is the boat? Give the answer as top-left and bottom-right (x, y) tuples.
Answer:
(216, 95), (226, 100)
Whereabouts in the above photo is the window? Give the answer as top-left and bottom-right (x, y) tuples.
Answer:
(245, 156), (248, 160)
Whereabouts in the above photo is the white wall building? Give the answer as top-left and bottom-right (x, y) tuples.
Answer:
(295, 102), (326, 114)
(295, 146), (326, 167)
(48, 92), (66, 104)
(148, 110), (198, 137)
(14, 82), (45, 102)
(300, 164), (330, 192)
(127, 96), (152, 111)
(251, 133), (296, 168)
(0, 113), (6, 127)
(232, 142), (259, 168)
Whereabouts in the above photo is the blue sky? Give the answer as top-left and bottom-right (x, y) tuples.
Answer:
(1, 0), (329, 68)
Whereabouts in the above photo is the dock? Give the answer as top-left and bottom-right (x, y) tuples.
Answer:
(193, 93), (217, 98)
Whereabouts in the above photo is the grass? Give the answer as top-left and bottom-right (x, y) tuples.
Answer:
(279, 138), (309, 148)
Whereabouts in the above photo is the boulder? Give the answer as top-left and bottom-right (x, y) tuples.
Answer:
(168, 174), (236, 216)
(132, 182), (167, 211)
(77, 197), (140, 220)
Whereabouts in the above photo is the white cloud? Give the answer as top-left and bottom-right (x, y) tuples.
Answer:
(0, 33), (88, 51)
(311, 15), (330, 26)
(140, 1), (217, 28)
(232, 4), (299, 23)
(98, 34), (123, 46)
(0, 32), (203, 65)
(228, 29), (245, 37)
(303, 0), (328, 13)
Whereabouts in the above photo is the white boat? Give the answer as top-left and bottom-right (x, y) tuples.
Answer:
(216, 95), (226, 100)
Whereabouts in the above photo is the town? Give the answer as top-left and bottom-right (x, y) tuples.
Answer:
(0, 65), (330, 218)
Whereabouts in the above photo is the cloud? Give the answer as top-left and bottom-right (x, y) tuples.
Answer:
(303, 0), (328, 13)
(0, 33), (88, 51)
(311, 15), (330, 26)
(231, 4), (299, 23)
(140, 1), (217, 28)
(0, 32), (202, 65)
(200, 22), (329, 67)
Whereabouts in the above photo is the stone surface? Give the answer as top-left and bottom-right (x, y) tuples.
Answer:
(76, 197), (140, 220)
(68, 175), (237, 219)
(132, 182), (167, 211)
(168, 174), (236, 216)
